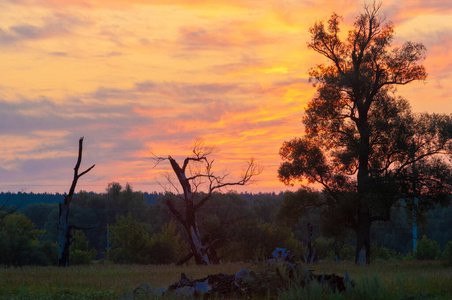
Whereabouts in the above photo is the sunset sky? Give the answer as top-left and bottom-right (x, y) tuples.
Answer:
(0, 0), (451, 194)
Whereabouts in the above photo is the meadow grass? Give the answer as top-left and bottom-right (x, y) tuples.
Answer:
(0, 260), (450, 299)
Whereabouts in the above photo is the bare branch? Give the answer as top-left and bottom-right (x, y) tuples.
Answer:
(195, 158), (263, 210)
(67, 137), (95, 201)
(152, 139), (261, 265)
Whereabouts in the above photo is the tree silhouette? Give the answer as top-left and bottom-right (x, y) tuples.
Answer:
(154, 140), (261, 265)
(279, 3), (452, 263)
(58, 137), (95, 267)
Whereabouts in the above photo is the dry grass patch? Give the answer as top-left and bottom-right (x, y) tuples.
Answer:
(0, 261), (451, 299)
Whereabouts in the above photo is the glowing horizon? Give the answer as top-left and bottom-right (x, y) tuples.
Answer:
(1, 0), (451, 194)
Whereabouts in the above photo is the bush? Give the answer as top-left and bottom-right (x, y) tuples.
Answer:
(442, 241), (452, 266)
(371, 244), (392, 261)
(416, 235), (440, 260)
(230, 222), (306, 262)
(403, 251), (415, 261)
(338, 243), (355, 261)
(148, 221), (187, 264)
(314, 238), (334, 260)
(70, 230), (97, 265)
(109, 213), (152, 264)
(40, 240), (58, 265)
(0, 214), (46, 266)
(109, 213), (188, 264)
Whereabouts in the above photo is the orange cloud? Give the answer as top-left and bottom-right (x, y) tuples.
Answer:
(0, 0), (450, 194)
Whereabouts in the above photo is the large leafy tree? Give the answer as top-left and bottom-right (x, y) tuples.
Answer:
(279, 3), (452, 263)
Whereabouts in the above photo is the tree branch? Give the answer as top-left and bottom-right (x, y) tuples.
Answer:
(67, 137), (95, 202)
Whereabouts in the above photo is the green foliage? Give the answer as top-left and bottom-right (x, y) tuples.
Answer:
(2, 213), (44, 239)
(370, 244), (392, 262)
(314, 238), (363, 261)
(313, 237), (334, 260)
(278, 2), (452, 265)
(229, 221), (306, 261)
(246, 261), (312, 297)
(416, 235), (440, 260)
(67, 182), (152, 262)
(278, 281), (326, 300)
(70, 230), (97, 265)
(0, 214), (52, 266)
(109, 213), (152, 264)
(148, 221), (187, 264)
(442, 241), (452, 266)
(338, 243), (355, 261)
(251, 193), (282, 223)
(20, 203), (59, 242)
(40, 240), (59, 265)
(276, 189), (322, 226)
(403, 251), (416, 261)
(353, 276), (387, 300)
(109, 213), (187, 264)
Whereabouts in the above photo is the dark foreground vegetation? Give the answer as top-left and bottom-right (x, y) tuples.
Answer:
(0, 261), (451, 299)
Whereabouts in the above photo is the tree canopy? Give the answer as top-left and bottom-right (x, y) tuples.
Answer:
(278, 2), (452, 263)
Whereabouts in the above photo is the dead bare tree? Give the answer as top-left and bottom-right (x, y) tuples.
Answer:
(154, 140), (262, 265)
(58, 137), (95, 267)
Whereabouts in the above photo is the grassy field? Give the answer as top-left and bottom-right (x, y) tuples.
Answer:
(0, 261), (450, 299)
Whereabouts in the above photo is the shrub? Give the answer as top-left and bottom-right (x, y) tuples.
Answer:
(338, 243), (355, 261)
(314, 238), (334, 260)
(0, 214), (45, 266)
(403, 251), (415, 261)
(371, 244), (392, 261)
(229, 222), (305, 261)
(40, 240), (58, 265)
(70, 230), (97, 265)
(148, 221), (187, 264)
(109, 213), (152, 264)
(442, 241), (452, 266)
(416, 235), (440, 260)
(109, 214), (188, 264)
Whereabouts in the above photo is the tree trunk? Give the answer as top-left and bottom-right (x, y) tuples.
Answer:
(167, 156), (212, 265)
(57, 137), (94, 267)
(188, 225), (210, 265)
(307, 223), (313, 262)
(355, 211), (371, 264)
(356, 114), (371, 264)
(58, 202), (70, 266)
(167, 198), (211, 265)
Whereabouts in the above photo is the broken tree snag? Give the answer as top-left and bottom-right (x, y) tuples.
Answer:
(153, 140), (262, 265)
(58, 137), (95, 267)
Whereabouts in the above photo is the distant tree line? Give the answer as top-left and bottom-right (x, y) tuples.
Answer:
(1, 183), (451, 266)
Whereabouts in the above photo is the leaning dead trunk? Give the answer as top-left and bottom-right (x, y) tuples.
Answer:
(155, 141), (260, 265)
(189, 224), (210, 265)
(166, 156), (211, 265)
(57, 137), (95, 267)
